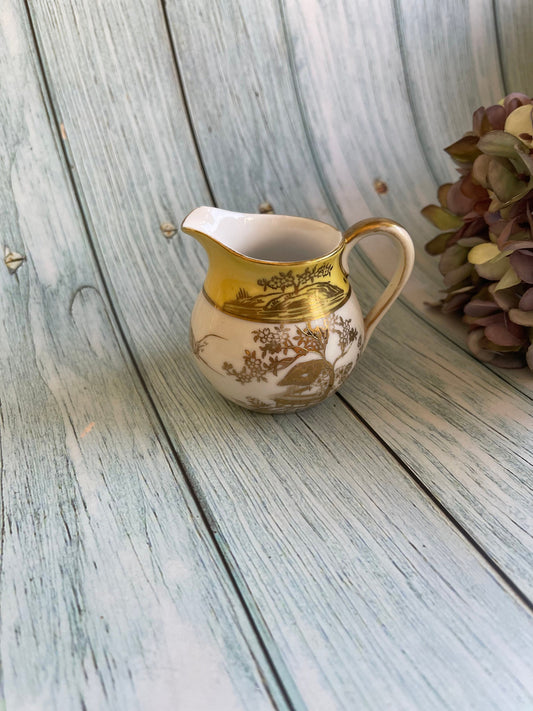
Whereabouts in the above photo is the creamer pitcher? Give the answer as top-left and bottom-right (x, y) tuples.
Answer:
(181, 207), (414, 413)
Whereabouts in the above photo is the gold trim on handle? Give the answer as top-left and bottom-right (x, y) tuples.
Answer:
(343, 218), (415, 349)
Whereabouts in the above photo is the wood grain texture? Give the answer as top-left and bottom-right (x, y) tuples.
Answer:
(280, 0), (530, 398)
(345, 267), (533, 597)
(166, 0), (532, 402)
(494, 0), (533, 95)
(280, 0), (436, 250)
(23, 0), (533, 707)
(164, 0), (334, 221)
(0, 4), (286, 709)
(394, 0), (504, 184)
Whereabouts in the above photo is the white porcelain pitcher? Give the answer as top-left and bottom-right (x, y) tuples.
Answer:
(181, 207), (414, 413)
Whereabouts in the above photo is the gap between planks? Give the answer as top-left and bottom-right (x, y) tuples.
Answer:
(335, 392), (533, 615)
(170, 0), (531, 402)
(156, 0), (531, 587)
(158, 0), (217, 205)
(491, 0), (509, 94)
(21, 2), (296, 708)
(23, 0), (533, 693)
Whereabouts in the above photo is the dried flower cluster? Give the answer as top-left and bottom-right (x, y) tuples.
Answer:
(422, 92), (533, 369)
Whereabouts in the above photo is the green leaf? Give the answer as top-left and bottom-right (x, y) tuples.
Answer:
(425, 231), (454, 255)
(494, 265), (521, 290)
(477, 130), (523, 157)
(444, 134), (481, 163)
(468, 242), (500, 264)
(421, 205), (463, 230)
(472, 154), (491, 188)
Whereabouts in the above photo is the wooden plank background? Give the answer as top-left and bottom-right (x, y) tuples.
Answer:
(1, 0), (532, 708)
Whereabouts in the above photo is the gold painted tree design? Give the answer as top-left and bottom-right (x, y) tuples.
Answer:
(222, 313), (361, 409)
(257, 263), (333, 295)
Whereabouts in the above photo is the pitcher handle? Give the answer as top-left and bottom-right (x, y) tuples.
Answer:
(343, 218), (415, 351)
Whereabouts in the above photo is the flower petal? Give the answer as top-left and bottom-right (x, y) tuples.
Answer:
(445, 134), (481, 163)
(441, 292), (471, 313)
(467, 328), (495, 361)
(457, 236), (487, 248)
(494, 265), (521, 290)
(478, 130), (523, 157)
(485, 105), (507, 130)
(463, 299), (500, 317)
(508, 308), (533, 326)
(438, 183), (453, 207)
(468, 242), (500, 264)
(484, 322), (526, 347)
(443, 262), (473, 287)
(519, 286), (533, 310)
(490, 284), (521, 310)
(527, 343), (533, 370)
(421, 205), (464, 230)
(472, 154), (491, 187)
(502, 241), (533, 254)
(504, 94), (533, 114)
(439, 245), (469, 275)
(509, 250), (533, 283)
(487, 157), (528, 202)
(425, 231), (454, 256)
(446, 181), (476, 215)
(490, 352), (527, 368)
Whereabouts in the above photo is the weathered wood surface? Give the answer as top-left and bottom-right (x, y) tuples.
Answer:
(166, 0), (531, 402)
(494, 0), (533, 95)
(1, 0), (533, 708)
(394, 0), (504, 184)
(0, 5), (285, 709)
(163, 0), (533, 591)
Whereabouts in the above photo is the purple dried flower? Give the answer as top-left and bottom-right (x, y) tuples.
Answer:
(423, 93), (533, 370)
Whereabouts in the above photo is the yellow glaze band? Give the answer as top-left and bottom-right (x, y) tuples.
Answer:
(201, 245), (350, 323)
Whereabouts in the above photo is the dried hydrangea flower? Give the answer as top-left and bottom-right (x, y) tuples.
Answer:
(422, 93), (533, 370)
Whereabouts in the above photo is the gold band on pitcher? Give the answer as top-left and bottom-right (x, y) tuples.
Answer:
(203, 285), (351, 323)
(203, 253), (350, 323)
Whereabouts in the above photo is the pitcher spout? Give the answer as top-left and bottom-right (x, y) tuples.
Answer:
(181, 207), (250, 255)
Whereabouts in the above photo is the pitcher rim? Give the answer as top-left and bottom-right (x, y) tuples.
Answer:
(180, 209), (345, 267)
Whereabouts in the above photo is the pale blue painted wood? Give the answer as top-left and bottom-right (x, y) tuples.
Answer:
(494, 0), (533, 95)
(162, 0), (533, 588)
(0, 3), (286, 709)
(348, 267), (533, 597)
(20, 0), (533, 708)
(279, 0), (530, 400)
(394, 0), (505, 184)
(164, 0), (532, 407)
(2, 0), (533, 708)
(164, 0), (334, 221)
(280, 0), (437, 250)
